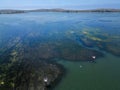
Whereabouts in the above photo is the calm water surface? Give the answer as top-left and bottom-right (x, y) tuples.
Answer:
(0, 12), (120, 90)
(55, 53), (120, 90)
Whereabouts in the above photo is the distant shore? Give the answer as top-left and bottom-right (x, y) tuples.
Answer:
(0, 8), (120, 14)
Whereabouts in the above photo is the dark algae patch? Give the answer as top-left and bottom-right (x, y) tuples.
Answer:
(0, 44), (64, 90)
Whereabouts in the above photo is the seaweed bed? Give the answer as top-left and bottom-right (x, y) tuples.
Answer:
(0, 29), (104, 90)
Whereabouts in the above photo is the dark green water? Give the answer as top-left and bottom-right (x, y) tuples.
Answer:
(55, 53), (120, 90)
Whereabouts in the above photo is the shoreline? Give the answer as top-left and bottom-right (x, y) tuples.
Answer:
(0, 9), (120, 14)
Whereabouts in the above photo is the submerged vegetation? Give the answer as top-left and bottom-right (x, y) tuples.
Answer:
(0, 12), (120, 90)
(77, 28), (120, 56)
(0, 27), (103, 90)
